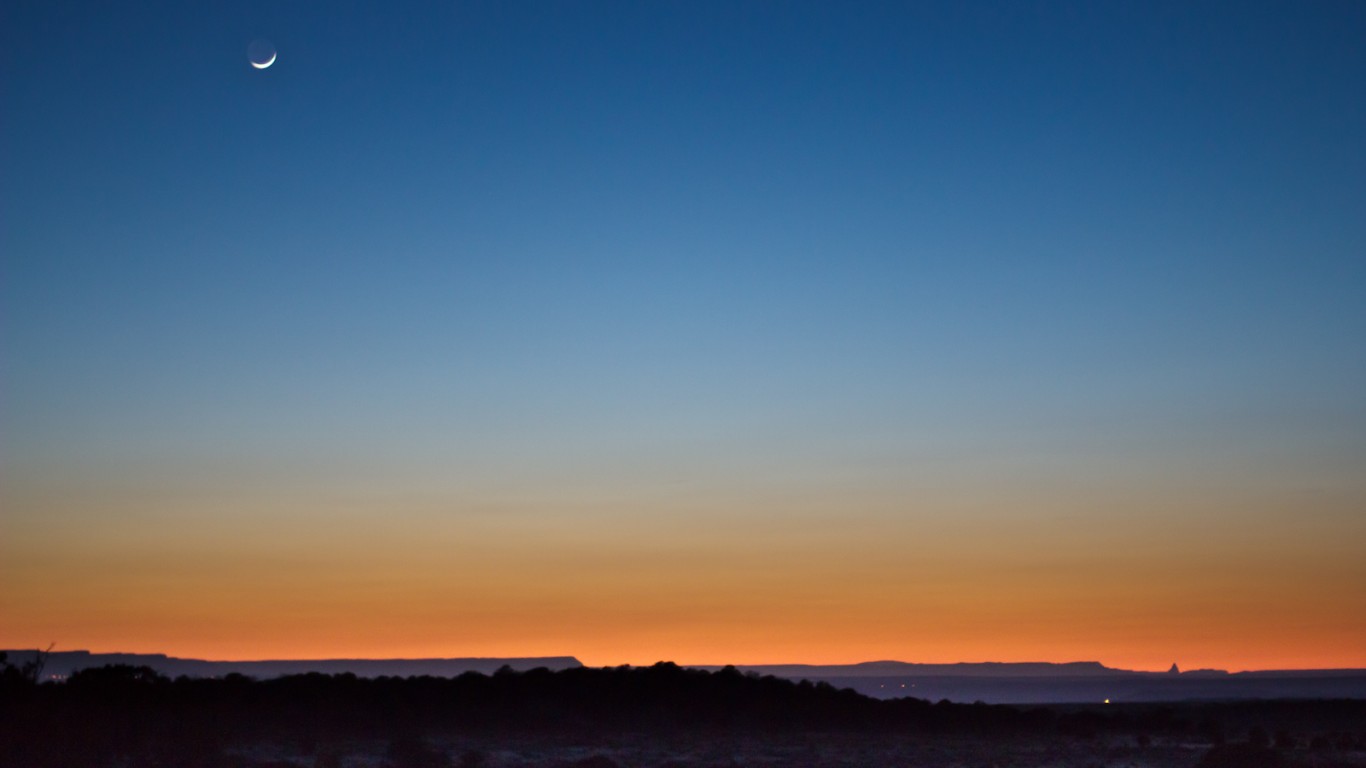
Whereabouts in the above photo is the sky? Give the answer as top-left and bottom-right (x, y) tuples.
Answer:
(2, 1), (1364, 671)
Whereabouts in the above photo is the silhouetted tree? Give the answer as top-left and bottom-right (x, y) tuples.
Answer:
(0, 645), (50, 688)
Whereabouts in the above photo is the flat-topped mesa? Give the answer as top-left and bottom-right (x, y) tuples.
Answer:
(851, 660), (1124, 677)
(1, 650), (583, 679)
(704, 660), (1130, 678)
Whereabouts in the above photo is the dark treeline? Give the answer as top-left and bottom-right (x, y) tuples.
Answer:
(3, 654), (1364, 768)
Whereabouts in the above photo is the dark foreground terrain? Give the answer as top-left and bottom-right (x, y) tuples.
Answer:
(3, 654), (1363, 768)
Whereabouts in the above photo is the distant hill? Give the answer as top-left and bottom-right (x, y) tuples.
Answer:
(684, 661), (1366, 704)
(0, 650), (582, 680)
(704, 660), (1132, 678)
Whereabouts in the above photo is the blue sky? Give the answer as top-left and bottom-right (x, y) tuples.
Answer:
(3, 1), (1364, 666)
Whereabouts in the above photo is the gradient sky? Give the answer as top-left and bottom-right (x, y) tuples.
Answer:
(3, 1), (1364, 671)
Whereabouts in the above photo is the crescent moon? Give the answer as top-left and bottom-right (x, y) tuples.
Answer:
(251, 51), (277, 69)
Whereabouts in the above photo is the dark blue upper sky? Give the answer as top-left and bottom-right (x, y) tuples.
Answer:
(3, 1), (1365, 666)
(6, 0), (1365, 479)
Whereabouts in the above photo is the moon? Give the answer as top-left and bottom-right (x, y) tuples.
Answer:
(248, 39), (277, 70)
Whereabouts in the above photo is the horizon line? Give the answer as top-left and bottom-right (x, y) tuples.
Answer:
(12, 647), (1366, 675)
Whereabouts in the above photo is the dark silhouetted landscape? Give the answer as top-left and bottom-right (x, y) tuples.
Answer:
(4, 650), (1365, 768)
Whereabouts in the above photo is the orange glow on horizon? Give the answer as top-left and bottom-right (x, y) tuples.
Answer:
(5, 460), (1363, 675)
(9, 636), (1361, 676)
